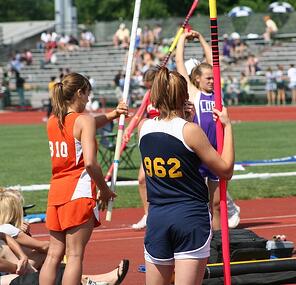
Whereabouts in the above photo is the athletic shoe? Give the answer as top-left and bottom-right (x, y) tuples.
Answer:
(228, 205), (240, 229)
(132, 215), (147, 230)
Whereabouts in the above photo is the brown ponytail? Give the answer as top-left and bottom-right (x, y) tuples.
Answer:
(151, 67), (188, 119)
(51, 73), (91, 129)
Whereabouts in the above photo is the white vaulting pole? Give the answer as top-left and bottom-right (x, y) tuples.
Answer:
(106, 0), (142, 221)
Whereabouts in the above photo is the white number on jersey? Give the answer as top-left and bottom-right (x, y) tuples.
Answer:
(49, 141), (68, 158)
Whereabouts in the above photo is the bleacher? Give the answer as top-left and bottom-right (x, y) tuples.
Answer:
(221, 39), (296, 103)
(4, 33), (296, 108)
(14, 41), (207, 108)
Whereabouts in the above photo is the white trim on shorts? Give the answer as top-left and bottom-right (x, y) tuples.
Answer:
(144, 226), (212, 265)
(174, 229), (212, 260)
(144, 246), (175, 265)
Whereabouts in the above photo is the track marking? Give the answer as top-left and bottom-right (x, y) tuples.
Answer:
(32, 226), (141, 238)
(89, 236), (144, 243)
(247, 223), (296, 230)
(241, 214), (296, 221)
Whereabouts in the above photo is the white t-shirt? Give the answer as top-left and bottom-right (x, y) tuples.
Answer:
(288, 67), (296, 83)
(0, 224), (20, 237)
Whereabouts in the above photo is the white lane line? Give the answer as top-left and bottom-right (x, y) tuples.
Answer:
(241, 214), (296, 221)
(89, 236), (144, 243)
(32, 226), (140, 238)
(247, 223), (296, 230)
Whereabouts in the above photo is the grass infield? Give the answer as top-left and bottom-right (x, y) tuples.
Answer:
(0, 121), (295, 214)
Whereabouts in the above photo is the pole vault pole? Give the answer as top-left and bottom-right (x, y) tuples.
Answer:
(104, 0), (200, 183)
(208, 0), (231, 284)
(162, 0), (199, 66)
(105, 0), (142, 221)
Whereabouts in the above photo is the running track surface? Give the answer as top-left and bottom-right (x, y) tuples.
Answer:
(1, 105), (296, 125)
(1, 106), (296, 284)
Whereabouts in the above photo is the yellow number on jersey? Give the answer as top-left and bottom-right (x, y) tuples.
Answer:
(167, 158), (183, 178)
(143, 157), (183, 178)
(144, 157), (153, 177)
(153, 158), (166, 178)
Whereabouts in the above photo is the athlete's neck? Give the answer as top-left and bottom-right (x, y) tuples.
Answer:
(200, 88), (213, 95)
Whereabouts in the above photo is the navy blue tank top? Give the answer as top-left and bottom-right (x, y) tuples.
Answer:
(139, 117), (209, 205)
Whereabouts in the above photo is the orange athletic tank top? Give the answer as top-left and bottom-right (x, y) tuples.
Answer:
(47, 112), (96, 206)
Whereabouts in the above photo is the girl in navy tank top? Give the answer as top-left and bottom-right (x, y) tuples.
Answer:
(139, 67), (234, 285)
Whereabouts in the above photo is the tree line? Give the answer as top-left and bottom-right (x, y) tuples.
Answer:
(0, 0), (295, 23)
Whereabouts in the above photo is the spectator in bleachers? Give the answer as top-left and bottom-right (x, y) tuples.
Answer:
(21, 49), (32, 65)
(275, 64), (286, 105)
(265, 67), (277, 105)
(2, 71), (11, 108)
(40, 43), (57, 69)
(245, 54), (260, 76)
(57, 33), (70, 51)
(42, 31), (57, 50)
(239, 71), (251, 103)
(142, 25), (154, 50)
(263, 16), (278, 45)
(113, 23), (130, 48)
(67, 34), (80, 51)
(40, 32), (48, 49)
(65, 67), (71, 76)
(222, 34), (234, 64)
(79, 29), (95, 48)
(232, 39), (248, 61)
(114, 70), (124, 102)
(135, 28), (142, 49)
(225, 75), (239, 105)
(10, 56), (23, 73)
(141, 52), (158, 73)
(58, 68), (64, 82)
(152, 23), (162, 44)
(15, 72), (25, 107)
(133, 47), (144, 71)
(287, 64), (296, 104)
(154, 39), (170, 62)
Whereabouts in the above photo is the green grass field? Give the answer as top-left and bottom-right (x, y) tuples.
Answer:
(0, 121), (295, 214)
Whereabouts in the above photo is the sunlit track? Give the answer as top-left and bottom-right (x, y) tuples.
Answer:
(28, 198), (296, 284)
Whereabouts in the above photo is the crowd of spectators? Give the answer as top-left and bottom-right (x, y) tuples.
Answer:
(111, 21), (296, 107)
(1, 21), (296, 110)
(262, 63), (296, 105)
(38, 30), (95, 68)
